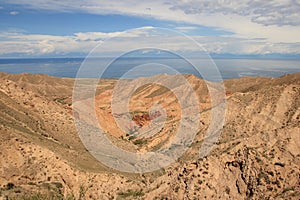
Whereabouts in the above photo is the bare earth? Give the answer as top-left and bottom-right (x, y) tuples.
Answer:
(0, 72), (299, 199)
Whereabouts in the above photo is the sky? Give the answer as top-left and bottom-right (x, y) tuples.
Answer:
(0, 0), (300, 58)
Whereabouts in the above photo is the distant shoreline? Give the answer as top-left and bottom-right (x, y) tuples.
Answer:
(0, 57), (299, 81)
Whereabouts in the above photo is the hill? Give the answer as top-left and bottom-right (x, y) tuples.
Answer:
(0, 72), (299, 199)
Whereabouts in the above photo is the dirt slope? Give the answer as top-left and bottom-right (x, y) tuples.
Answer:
(0, 72), (299, 199)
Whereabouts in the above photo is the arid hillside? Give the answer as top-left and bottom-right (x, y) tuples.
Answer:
(0, 72), (299, 199)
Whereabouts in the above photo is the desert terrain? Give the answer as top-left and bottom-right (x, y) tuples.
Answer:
(0, 72), (299, 199)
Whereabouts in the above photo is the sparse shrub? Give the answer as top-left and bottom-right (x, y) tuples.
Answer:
(255, 156), (262, 162)
(133, 139), (147, 145)
(52, 182), (63, 189)
(128, 135), (136, 140)
(174, 186), (179, 192)
(65, 193), (76, 200)
(118, 189), (144, 198)
(6, 182), (14, 190)
(283, 187), (294, 193)
(78, 185), (87, 200)
(225, 186), (230, 194)
(14, 191), (68, 200)
(274, 162), (285, 167)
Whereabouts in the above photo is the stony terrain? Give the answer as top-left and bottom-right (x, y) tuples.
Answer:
(0, 72), (299, 199)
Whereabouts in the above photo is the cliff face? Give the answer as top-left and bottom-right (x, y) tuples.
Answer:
(0, 72), (299, 199)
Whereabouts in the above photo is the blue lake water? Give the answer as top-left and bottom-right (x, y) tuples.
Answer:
(0, 57), (299, 81)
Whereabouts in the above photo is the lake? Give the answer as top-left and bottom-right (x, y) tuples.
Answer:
(0, 57), (299, 81)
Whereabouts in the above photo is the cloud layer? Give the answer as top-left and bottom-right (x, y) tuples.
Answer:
(1, 28), (299, 57)
(170, 0), (300, 26)
(1, 0), (300, 56)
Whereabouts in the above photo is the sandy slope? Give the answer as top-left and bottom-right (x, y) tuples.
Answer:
(0, 72), (299, 199)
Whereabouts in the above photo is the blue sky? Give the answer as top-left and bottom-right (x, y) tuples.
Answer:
(1, 11), (230, 36)
(0, 0), (300, 57)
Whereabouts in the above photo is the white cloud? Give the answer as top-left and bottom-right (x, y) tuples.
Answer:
(74, 29), (152, 41)
(0, 28), (156, 56)
(0, 28), (299, 57)
(175, 26), (198, 32)
(196, 36), (300, 55)
(0, 32), (94, 56)
(170, 0), (300, 26)
(5, 0), (300, 44)
(1, 1), (300, 56)
(9, 11), (19, 15)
